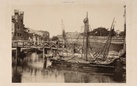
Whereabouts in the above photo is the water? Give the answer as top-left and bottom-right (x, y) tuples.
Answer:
(12, 55), (126, 83)
(12, 43), (126, 83)
(12, 64), (126, 83)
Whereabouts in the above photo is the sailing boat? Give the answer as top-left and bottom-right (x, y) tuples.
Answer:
(51, 13), (125, 73)
(118, 5), (126, 69)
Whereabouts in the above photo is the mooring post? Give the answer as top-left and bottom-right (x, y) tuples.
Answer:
(15, 47), (17, 70)
(43, 55), (47, 69)
(43, 47), (47, 69)
(43, 48), (45, 61)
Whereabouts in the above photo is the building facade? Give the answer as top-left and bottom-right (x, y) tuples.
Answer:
(12, 10), (50, 45)
(24, 28), (50, 45)
(12, 10), (29, 40)
(38, 30), (50, 41)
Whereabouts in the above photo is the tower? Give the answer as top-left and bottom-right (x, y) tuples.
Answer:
(12, 10), (25, 40)
(20, 11), (24, 23)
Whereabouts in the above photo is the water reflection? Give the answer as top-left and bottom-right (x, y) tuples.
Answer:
(12, 65), (126, 83)
(20, 67), (65, 83)
(12, 51), (126, 83)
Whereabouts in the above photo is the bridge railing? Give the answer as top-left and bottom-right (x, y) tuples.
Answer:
(12, 40), (64, 49)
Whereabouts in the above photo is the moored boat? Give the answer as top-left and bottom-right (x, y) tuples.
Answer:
(50, 12), (125, 74)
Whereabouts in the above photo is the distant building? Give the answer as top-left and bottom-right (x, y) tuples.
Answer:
(57, 31), (80, 39)
(24, 28), (42, 45)
(24, 28), (50, 45)
(66, 31), (80, 39)
(38, 30), (50, 41)
(57, 31), (81, 43)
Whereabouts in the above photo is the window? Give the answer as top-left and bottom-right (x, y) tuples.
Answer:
(21, 19), (23, 23)
(14, 32), (16, 36)
(18, 33), (19, 37)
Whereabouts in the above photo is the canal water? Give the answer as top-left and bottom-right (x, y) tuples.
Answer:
(14, 66), (126, 83)
(12, 43), (126, 83)
(12, 56), (126, 83)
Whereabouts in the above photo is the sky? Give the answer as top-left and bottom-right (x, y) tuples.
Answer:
(11, 0), (126, 37)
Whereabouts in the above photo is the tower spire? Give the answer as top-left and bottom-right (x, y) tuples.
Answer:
(61, 19), (64, 30)
(86, 12), (88, 18)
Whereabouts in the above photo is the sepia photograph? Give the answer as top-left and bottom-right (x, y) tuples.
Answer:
(11, 0), (126, 83)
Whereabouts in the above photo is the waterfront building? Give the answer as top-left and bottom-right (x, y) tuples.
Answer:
(12, 10), (28, 40)
(12, 10), (50, 45)
(38, 30), (50, 41)
(24, 28), (50, 45)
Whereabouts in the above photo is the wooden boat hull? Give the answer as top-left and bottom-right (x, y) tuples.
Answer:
(50, 59), (125, 74)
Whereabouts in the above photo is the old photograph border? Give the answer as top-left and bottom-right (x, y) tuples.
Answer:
(0, 0), (135, 85)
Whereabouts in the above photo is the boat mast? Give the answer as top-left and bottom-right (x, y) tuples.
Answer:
(83, 12), (89, 61)
(123, 5), (126, 51)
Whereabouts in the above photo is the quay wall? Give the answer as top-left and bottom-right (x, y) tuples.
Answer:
(64, 36), (124, 53)
(65, 36), (124, 44)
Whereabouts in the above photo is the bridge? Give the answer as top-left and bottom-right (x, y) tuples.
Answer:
(12, 40), (67, 60)
(12, 40), (82, 59)
(12, 40), (64, 49)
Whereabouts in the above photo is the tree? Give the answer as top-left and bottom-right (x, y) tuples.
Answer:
(51, 36), (59, 41)
(90, 27), (109, 36)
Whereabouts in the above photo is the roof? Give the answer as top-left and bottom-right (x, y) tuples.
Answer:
(24, 27), (43, 36)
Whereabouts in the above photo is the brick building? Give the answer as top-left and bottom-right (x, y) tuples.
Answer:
(12, 10), (50, 44)
(12, 10), (28, 40)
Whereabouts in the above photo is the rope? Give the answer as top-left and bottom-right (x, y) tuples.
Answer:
(93, 23), (115, 60)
